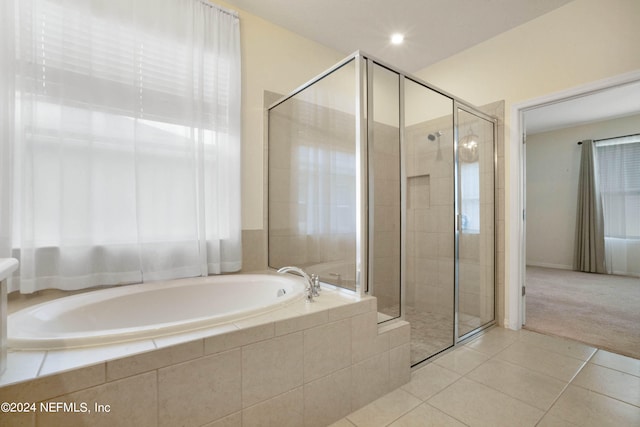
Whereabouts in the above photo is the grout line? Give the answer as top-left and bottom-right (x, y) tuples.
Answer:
(534, 346), (598, 425)
(35, 350), (47, 377)
(422, 401), (472, 427)
(372, 390), (423, 427)
(519, 328), (598, 362)
(589, 359), (640, 379)
(570, 382), (640, 410)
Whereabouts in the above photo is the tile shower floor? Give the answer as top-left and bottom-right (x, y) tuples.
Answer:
(398, 306), (483, 365)
(332, 327), (640, 426)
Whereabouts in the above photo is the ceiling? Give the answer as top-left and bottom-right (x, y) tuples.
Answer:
(223, 0), (640, 133)
(525, 80), (640, 134)
(222, 0), (573, 73)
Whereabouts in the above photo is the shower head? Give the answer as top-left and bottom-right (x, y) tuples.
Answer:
(427, 131), (443, 141)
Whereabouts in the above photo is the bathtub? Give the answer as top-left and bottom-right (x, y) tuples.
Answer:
(8, 273), (305, 350)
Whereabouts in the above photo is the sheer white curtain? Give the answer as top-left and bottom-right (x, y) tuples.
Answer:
(1, 0), (241, 293)
(596, 135), (640, 277)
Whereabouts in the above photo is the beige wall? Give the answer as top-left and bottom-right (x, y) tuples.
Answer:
(415, 0), (640, 108)
(216, 1), (345, 231)
(526, 114), (640, 269)
(225, 0), (640, 324)
(227, 0), (640, 232)
(414, 0), (640, 326)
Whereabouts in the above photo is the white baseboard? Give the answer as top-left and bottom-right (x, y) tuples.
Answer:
(526, 262), (572, 270)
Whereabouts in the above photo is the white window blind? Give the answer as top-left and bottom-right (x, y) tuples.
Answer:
(596, 135), (640, 239)
(3, 0), (242, 293)
(596, 134), (640, 277)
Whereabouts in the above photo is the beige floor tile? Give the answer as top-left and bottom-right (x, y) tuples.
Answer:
(495, 341), (585, 381)
(202, 412), (242, 427)
(547, 384), (640, 427)
(347, 388), (421, 427)
(466, 358), (567, 410)
(433, 347), (489, 375)
(340, 327), (640, 427)
(427, 377), (544, 427)
(519, 329), (596, 361)
(328, 419), (356, 427)
(535, 413), (580, 427)
(573, 363), (640, 407)
(388, 403), (466, 427)
(401, 362), (461, 401)
(465, 328), (520, 356)
(590, 349), (640, 377)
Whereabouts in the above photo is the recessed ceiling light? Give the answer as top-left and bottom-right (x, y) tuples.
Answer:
(391, 33), (404, 45)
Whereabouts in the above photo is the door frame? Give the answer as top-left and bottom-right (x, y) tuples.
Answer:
(507, 69), (640, 329)
(454, 102), (498, 342)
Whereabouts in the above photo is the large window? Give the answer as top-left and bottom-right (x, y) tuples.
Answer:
(596, 134), (640, 277)
(597, 135), (640, 239)
(1, 0), (241, 293)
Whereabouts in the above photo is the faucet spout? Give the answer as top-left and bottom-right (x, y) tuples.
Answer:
(277, 266), (314, 302)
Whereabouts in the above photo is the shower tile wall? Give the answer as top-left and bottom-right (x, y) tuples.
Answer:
(372, 122), (400, 318)
(268, 97), (357, 275)
(406, 118), (454, 317)
(405, 116), (455, 362)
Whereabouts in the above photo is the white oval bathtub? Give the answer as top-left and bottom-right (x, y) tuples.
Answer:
(8, 273), (305, 350)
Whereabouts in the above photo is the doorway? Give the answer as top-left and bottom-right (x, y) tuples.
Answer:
(510, 71), (640, 355)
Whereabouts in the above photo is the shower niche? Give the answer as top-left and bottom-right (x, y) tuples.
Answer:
(268, 52), (496, 366)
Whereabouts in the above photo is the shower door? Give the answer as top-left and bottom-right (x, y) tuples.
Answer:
(404, 77), (455, 364)
(401, 83), (496, 365)
(455, 105), (496, 339)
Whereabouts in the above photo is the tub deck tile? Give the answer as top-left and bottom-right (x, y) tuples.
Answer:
(275, 309), (328, 336)
(0, 362), (105, 403)
(0, 350), (45, 387)
(204, 323), (275, 355)
(153, 323), (238, 349)
(41, 340), (155, 377)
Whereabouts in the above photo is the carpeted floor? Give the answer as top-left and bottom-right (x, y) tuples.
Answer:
(525, 266), (640, 359)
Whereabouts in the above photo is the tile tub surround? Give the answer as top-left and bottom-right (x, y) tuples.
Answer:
(0, 288), (410, 427)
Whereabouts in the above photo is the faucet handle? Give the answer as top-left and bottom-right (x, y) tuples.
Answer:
(277, 266), (315, 303)
(311, 274), (320, 297)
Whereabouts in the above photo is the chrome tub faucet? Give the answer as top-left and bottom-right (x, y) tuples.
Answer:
(276, 266), (317, 302)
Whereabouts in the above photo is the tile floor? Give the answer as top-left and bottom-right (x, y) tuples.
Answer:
(331, 327), (640, 427)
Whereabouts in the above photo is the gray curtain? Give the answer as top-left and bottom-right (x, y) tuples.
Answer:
(574, 140), (607, 273)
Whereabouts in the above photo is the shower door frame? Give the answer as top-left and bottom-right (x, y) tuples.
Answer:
(358, 52), (499, 357)
(453, 101), (498, 345)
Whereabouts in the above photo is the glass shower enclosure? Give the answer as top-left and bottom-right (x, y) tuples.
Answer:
(268, 52), (496, 366)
